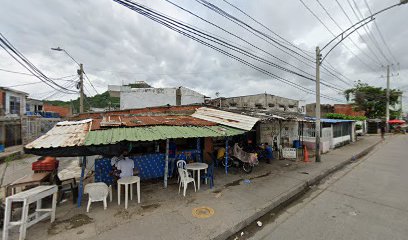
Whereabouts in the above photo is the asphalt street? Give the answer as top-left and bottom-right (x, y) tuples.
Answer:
(250, 135), (408, 240)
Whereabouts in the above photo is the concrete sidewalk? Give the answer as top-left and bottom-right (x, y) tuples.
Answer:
(3, 135), (382, 240)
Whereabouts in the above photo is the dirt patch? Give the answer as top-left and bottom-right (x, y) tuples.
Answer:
(114, 209), (138, 220)
(48, 214), (94, 235)
(141, 203), (161, 211)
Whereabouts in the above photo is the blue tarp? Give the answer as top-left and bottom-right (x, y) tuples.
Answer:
(305, 117), (355, 123)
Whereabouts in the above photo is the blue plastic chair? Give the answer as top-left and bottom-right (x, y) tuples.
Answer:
(201, 162), (214, 189)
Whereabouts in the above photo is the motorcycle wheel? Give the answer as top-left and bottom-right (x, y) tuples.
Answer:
(242, 162), (253, 173)
(221, 157), (233, 168)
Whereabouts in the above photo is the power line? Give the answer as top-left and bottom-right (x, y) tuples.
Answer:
(163, 0), (346, 91)
(315, 0), (382, 67)
(334, 0), (385, 67)
(83, 71), (99, 95)
(221, 0), (315, 57)
(0, 33), (77, 94)
(0, 68), (77, 80)
(348, 0), (391, 64)
(362, 0), (398, 63)
(112, 0), (345, 102)
(3, 77), (78, 88)
(298, 0), (376, 72)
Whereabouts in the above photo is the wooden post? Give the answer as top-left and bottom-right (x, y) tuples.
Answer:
(225, 138), (229, 175)
(196, 138), (201, 162)
(77, 156), (86, 207)
(164, 139), (169, 188)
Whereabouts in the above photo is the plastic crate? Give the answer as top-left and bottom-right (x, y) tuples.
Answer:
(32, 157), (59, 171)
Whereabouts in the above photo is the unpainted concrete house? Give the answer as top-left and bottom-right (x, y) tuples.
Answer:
(0, 87), (28, 147)
(119, 85), (206, 110)
(209, 93), (305, 114)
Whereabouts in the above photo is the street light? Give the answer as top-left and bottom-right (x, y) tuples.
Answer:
(314, 1), (407, 162)
(51, 47), (84, 113)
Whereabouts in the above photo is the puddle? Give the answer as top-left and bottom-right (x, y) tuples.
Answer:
(48, 214), (94, 235)
(249, 171), (271, 180)
(225, 179), (243, 188)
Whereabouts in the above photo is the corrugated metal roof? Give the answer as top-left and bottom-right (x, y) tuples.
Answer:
(192, 107), (260, 131)
(25, 119), (92, 149)
(84, 125), (245, 146)
(90, 115), (216, 130)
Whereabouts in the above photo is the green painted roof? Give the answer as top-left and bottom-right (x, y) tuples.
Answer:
(84, 125), (245, 146)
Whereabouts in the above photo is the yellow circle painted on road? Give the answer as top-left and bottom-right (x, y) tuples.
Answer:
(192, 206), (215, 219)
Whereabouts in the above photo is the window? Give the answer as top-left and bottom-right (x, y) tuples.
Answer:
(9, 96), (21, 115)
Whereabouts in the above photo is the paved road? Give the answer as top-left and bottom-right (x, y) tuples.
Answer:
(250, 135), (408, 240)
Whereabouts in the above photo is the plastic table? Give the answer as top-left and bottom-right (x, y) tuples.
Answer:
(117, 176), (140, 209)
(186, 163), (208, 190)
(2, 185), (57, 240)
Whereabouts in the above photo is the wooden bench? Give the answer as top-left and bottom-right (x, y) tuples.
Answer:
(2, 185), (58, 240)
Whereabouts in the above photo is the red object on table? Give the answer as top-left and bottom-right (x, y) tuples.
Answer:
(32, 156), (59, 171)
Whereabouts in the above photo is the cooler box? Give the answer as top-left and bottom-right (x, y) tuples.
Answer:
(32, 157), (59, 171)
(293, 140), (302, 149)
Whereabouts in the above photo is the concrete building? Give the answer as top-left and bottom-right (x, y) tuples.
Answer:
(26, 98), (43, 114)
(305, 103), (333, 117)
(0, 87), (28, 117)
(119, 85), (206, 110)
(0, 87), (28, 148)
(209, 93), (305, 114)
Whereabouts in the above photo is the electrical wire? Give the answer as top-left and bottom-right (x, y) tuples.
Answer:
(163, 0), (346, 91)
(315, 0), (382, 67)
(348, 0), (391, 64)
(0, 33), (77, 93)
(334, 0), (385, 67)
(221, 0), (314, 57)
(362, 0), (398, 63)
(112, 0), (345, 102)
(298, 0), (376, 72)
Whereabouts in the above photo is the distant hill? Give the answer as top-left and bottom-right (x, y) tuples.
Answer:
(44, 91), (120, 113)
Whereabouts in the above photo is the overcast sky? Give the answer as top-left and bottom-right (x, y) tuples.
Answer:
(1, 0), (407, 110)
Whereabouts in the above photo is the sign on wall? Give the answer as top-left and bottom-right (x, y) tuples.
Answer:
(282, 148), (297, 159)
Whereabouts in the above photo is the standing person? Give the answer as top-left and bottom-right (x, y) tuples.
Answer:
(264, 142), (273, 164)
(380, 121), (386, 140)
(168, 140), (177, 177)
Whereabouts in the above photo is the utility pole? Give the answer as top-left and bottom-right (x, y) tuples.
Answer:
(386, 65), (390, 131)
(315, 47), (321, 162)
(78, 63), (84, 114)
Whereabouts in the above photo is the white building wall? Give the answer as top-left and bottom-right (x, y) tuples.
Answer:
(120, 87), (204, 110)
(5, 91), (26, 116)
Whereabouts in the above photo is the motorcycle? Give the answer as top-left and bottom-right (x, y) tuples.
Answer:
(216, 143), (258, 174)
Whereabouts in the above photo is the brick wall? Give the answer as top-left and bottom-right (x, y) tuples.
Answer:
(43, 104), (72, 117)
(333, 104), (365, 117)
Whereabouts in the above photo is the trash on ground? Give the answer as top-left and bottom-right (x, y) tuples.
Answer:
(243, 179), (251, 184)
(257, 221), (263, 227)
(241, 232), (245, 236)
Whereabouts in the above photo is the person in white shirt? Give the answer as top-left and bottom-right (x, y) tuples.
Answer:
(111, 151), (139, 179)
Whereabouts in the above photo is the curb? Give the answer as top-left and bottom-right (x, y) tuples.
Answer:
(214, 139), (382, 240)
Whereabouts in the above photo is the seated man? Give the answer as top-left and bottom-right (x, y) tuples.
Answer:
(111, 151), (138, 180)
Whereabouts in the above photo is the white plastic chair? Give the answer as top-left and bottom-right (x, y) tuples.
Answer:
(178, 168), (196, 197)
(84, 182), (110, 213)
(176, 160), (187, 183)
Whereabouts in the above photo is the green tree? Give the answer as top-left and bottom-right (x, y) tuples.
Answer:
(344, 81), (401, 119)
(44, 91), (120, 114)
